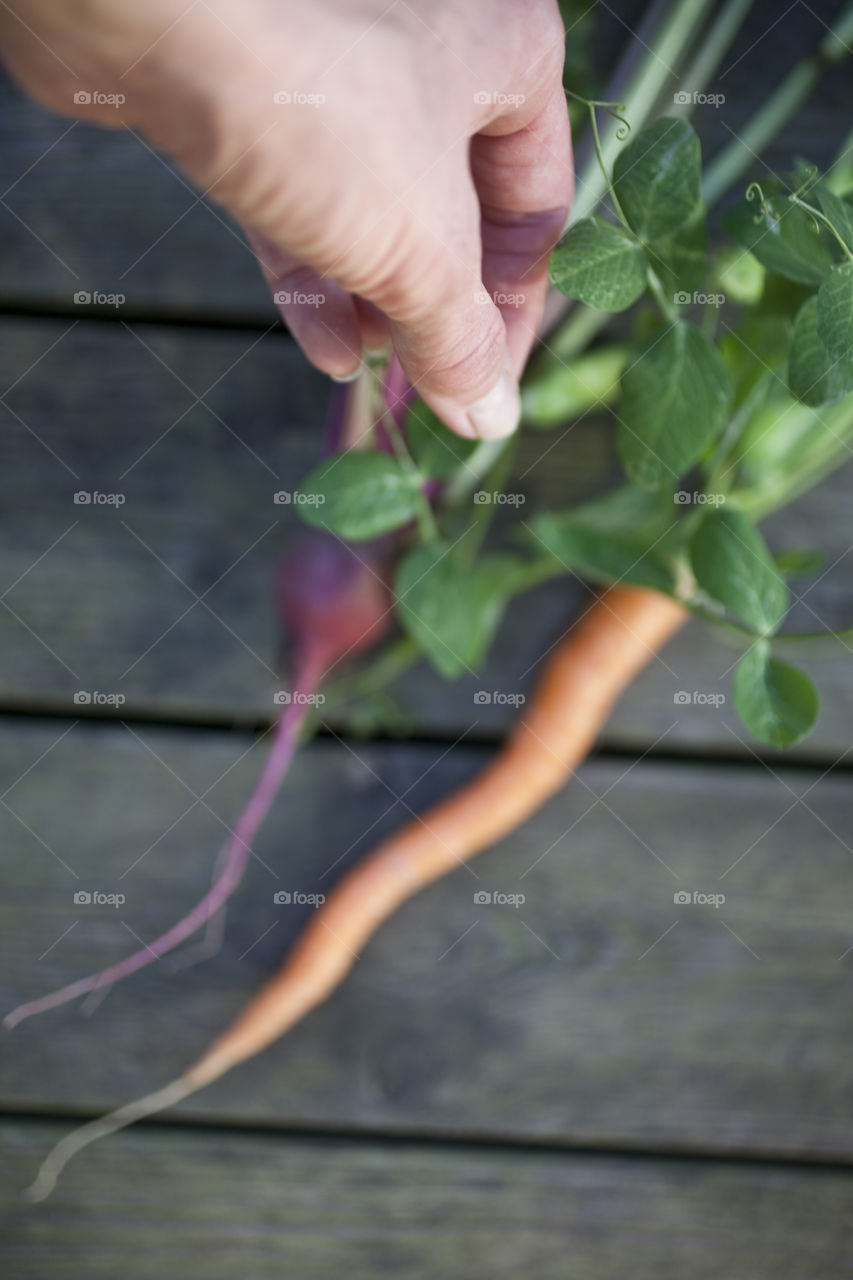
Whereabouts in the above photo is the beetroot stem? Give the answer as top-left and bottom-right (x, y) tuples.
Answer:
(4, 657), (324, 1031)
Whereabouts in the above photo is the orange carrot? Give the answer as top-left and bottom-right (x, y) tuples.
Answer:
(22, 584), (685, 1200)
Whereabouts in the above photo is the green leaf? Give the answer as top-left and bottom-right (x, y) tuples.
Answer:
(788, 295), (853, 407)
(690, 508), (788, 635)
(405, 400), (479, 478)
(521, 346), (627, 428)
(816, 260), (853, 360)
(395, 545), (516, 678)
(815, 185), (853, 252)
(733, 644), (819, 747)
(548, 217), (648, 311)
(774, 547), (825, 577)
(613, 118), (701, 242)
(714, 245), (765, 305)
(647, 200), (708, 296)
(297, 451), (422, 540)
(618, 322), (733, 487)
(529, 512), (676, 593)
(721, 191), (835, 286)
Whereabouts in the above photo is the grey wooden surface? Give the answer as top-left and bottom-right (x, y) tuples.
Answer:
(3, 722), (853, 1158)
(5, 1122), (853, 1280)
(2, 3), (853, 1275)
(1, 316), (851, 755)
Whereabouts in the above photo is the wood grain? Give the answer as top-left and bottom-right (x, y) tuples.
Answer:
(2, 1121), (852, 1279)
(2, 720), (852, 1157)
(0, 0), (849, 315)
(1, 317), (851, 756)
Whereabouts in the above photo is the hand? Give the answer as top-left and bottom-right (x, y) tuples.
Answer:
(0, 0), (572, 438)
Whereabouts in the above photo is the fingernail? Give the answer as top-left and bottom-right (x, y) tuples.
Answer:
(465, 368), (521, 440)
(329, 363), (363, 384)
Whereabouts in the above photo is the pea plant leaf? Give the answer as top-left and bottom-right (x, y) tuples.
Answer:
(405, 400), (480, 479)
(733, 643), (819, 748)
(647, 200), (708, 296)
(528, 513), (676, 593)
(816, 260), (853, 359)
(721, 191), (835, 286)
(815, 185), (853, 252)
(548, 217), (648, 311)
(788, 295), (853, 406)
(618, 322), (733, 487)
(395, 544), (518, 678)
(297, 451), (422, 540)
(613, 117), (701, 242)
(690, 508), (788, 635)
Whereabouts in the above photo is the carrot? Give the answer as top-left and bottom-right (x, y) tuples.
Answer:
(22, 583), (685, 1200)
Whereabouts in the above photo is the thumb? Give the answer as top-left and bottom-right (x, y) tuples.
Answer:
(366, 188), (520, 441)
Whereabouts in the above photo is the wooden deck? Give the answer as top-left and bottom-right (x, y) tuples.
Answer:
(2, 4), (853, 1274)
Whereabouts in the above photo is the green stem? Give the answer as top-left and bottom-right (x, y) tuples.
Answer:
(668, 0), (753, 116)
(317, 637), (419, 715)
(701, 5), (853, 207)
(441, 438), (510, 507)
(789, 195), (853, 261)
(571, 0), (717, 224)
(646, 267), (680, 323)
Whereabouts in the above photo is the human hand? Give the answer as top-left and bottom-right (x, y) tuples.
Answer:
(0, 0), (572, 438)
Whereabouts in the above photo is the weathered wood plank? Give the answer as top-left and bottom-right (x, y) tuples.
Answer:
(1, 317), (851, 756)
(0, 2), (848, 314)
(2, 1121), (852, 1279)
(2, 720), (852, 1156)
